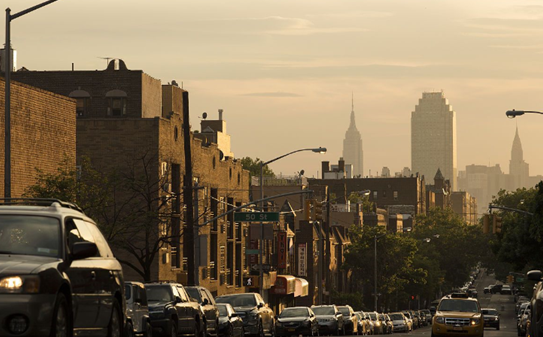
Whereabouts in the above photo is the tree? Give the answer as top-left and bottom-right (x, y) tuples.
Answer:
(24, 151), (181, 281)
(348, 191), (374, 213)
(240, 157), (275, 179)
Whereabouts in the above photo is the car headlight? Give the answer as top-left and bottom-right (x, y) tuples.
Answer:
(0, 275), (40, 294)
(435, 317), (445, 324)
(470, 318), (480, 325)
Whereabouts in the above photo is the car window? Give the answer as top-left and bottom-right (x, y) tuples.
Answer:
(146, 285), (174, 302)
(218, 305), (228, 316)
(72, 219), (113, 257)
(217, 294), (257, 307)
(125, 285), (132, 300)
(177, 286), (189, 302)
(312, 307), (335, 315)
(280, 308), (309, 318)
(185, 287), (202, 302)
(0, 215), (61, 258)
(203, 289), (215, 305)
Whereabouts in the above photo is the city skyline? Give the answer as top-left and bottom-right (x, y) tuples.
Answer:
(5, 0), (543, 180)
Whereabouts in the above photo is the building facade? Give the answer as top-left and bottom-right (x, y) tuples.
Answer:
(411, 91), (458, 190)
(0, 78), (76, 197)
(12, 60), (251, 297)
(342, 97), (363, 177)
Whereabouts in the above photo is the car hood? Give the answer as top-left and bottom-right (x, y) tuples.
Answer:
(436, 311), (481, 318)
(148, 302), (171, 311)
(233, 306), (257, 313)
(278, 317), (309, 323)
(0, 254), (59, 275)
(392, 319), (405, 324)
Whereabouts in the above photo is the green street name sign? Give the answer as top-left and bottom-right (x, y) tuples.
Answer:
(234, 212), (280, 222)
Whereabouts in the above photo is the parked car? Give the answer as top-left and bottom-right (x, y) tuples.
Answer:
(0, 199), (125, 336)
(368, 312), (384, 334)
(355, 312), (368, 335)
(216, 292), (275, 337)
(125, 281), (153, 337)
(490, 284), (503, 294)
(360, 311), (374, 335)
(501, 285), (513, 295)
(186, 285), (220, 336)
(338, 305), (358, 335)
(518, 303), (531, 337)
(275, 306), (318, 337)
(527, 270), (543, 337)
(401, 311), (413, 332)
(483, 286), (492, 294)
(217, 303), (244, 337)
(420, 309), (432, 324)
(146, 282), (205, 337)
(481, 308), (500, 330)
(311, 305), (345, 335)
(408, 310), (419, 329)
(380, 314), (393, 334)
(388, 312), (409, 333)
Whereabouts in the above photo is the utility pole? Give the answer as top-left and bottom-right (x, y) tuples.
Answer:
(182, 91), (196, 285)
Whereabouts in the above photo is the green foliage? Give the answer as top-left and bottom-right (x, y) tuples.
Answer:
(348, 192), (374, 213)
(330, 290), (366, 311)
(240, 157), (275, 178)
(490, 185), (543, 272)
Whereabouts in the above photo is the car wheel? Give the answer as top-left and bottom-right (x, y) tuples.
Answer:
(50, 292), (70, 337)
(170, 320), (178, 337)
(107, 299), (123, 337)
(145, 321), (153, 337)
(126, 321), (135, 337)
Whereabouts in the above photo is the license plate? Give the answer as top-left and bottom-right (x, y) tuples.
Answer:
(453, 326), (463, 331)
(287, 328), (295, 332)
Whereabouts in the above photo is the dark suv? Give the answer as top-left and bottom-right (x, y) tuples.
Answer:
(146, 282), (205, 337)
(186, 286), (220, 337)
(0, 198), (125, 336)
(216, 293), (275, 337)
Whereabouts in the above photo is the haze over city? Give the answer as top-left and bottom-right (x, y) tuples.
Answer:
(7, 0), (543, 180)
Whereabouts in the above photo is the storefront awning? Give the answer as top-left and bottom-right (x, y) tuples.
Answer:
(294, 277), (309, 297)
(270, 275), (296, 295)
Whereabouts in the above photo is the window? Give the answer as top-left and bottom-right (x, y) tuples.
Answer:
(106, 89), (127, 116)
(69, 90), (91, 117)
(373, 191), (378, 199)
(394, 191), (398, 200)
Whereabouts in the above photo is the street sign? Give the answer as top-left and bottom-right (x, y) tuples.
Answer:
(234, 212), (280, 222)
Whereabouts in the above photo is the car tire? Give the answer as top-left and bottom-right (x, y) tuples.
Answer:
(50, 292), (70, 337)
(145, 321), (153, 337)
(107, 299), (123, 337)
(126, 321), (134, 337)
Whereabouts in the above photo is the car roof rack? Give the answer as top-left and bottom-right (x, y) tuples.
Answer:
(0, 198), (84, 213)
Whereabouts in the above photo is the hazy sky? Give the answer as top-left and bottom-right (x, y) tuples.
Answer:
(7, 0), (543, 180)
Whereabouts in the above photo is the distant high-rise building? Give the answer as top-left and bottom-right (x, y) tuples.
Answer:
(411, 91), (457, 190)
(343, 95), (363, 177)
(509, 127), (529, 188)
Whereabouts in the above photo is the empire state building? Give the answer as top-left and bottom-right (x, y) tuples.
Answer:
(343, 98), (363, 177)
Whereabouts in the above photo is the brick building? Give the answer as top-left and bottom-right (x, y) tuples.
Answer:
(0, 78), (76, 197)
(12, 60), (251, 296)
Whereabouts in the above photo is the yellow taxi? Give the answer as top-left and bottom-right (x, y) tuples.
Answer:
(431, 293), (484, 337)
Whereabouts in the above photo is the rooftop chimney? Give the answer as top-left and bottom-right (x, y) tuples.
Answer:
(218, 109), (223, 120)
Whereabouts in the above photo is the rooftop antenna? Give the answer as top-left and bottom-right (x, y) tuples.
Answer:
(98, 56), (114, 67)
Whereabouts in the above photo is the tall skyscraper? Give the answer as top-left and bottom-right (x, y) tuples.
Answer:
(343, 96), (363, 177)
(509, 126), (529, 188)
(411, 91), (457, 190)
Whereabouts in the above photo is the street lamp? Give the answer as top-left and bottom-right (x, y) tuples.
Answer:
(4, 0), (60, 198)
(259, 147), (326, 297)
(506, 109), (543, 119)
(374, 233), (386, 311)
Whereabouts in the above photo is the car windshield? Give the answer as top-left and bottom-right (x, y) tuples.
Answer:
(339, 307), (351, 315)
(482, 309), (498, 315)
(390, 314), (403, 320)
(369, 313), (377, 320)
(0, 215), (61, 258)
(146, 285), (174, 302)
(185, 287), (201, 302)
(312, 307), (335, 315)
(439, 299), (479, 313)
(217, 305), (229, 316)
(216, 294), (257, 307)
(280, 308), (309, 318)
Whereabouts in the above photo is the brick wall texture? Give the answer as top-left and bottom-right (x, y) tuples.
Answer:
(0, 78), (76, 197)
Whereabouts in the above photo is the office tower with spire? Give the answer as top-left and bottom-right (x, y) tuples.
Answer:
(509, 127), (529, 188)
(411, 91), (458, 190)
(343, 96), (363, 177)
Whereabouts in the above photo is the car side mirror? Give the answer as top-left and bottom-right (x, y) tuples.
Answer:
(175, 296), (182, 303)
(203, 298), (209, 305)
(72, 242), (98, 259)
(258, 303), (264, 308)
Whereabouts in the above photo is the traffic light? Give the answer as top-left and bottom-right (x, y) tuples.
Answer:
(492, 215), (503, 234)
(314, 200), (324, 221)
(304, 199), (314, 220)
(506, 275), (514, 284)
(483, 214), (490, 234)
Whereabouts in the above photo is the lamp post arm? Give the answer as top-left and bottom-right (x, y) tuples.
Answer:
(10, 0), (58, 20)
(488, 204), (533, 216)
(263, 148), (325, 166)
